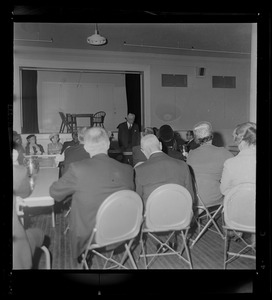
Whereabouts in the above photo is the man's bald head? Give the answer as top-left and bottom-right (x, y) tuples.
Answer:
(141, 134), (162, 159)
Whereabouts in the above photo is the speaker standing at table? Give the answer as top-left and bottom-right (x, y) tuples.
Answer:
(117, 113), (140, 164)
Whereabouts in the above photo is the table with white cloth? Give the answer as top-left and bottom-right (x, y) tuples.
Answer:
(18, 167), (59, 227)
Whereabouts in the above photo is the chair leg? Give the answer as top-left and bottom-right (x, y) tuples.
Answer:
(181, 230), (193, 269)
(224, 230), (230, 269)
(41, 245), (51, 269)
(190, 206), (224, 248)
(124, 240), (138, 269)
(51, 207), (55, 227)
(59, 122), (64, 133)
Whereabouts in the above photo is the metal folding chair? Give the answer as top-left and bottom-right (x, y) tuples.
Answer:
(223, 183), (256, 269)
(81, 190), (143, 269)
(138, 184), (193, 269)
(190, 183), (225, 249)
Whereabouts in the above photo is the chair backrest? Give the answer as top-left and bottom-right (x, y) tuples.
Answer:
(145, 184), (193, 232)
(94, 190), (143, 247)
(93, 111), (106, 122)
(66, 113), (76, 123)
(59, 112), (66, 122)
(223, 183), (255, 232)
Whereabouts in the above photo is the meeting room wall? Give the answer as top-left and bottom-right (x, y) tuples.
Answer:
(13, 46), (251, 147)
(36, 71), (127, 133)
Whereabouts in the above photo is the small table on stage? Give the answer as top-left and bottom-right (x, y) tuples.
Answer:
(71, 113), (94, 129)
(19, 167), (59, 227)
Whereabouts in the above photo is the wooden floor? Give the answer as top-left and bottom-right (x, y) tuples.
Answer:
(27, 205), (255, 271)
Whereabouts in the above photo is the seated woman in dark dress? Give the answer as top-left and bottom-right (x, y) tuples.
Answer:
(25, 134), (45, 155)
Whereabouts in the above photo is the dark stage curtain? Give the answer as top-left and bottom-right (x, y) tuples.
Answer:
(125, 74), (141, 129)
(21, 70), (39, 133)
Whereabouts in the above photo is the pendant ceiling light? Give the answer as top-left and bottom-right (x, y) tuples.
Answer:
(87, 23), (107, 46)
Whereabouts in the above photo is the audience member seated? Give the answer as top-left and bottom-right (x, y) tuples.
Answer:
(135, 134), (194, 251)
(13, 150), (45, 269)
(220, 122), (256, 195)
(25, 134), (45, 155)
(220, 122), (256, 245)
(60, 131), (79, 154)
(61, 128), (90, 176)
(135, 134), (194, 205)
(47, 133), (63, 155)
(132, 127), (156, 167)
(13, 131), (25, 165)
(184, 130), (200, 153)
(158, 124), (186, 161)
(49, 127), (135, 268)
(187, 121), (233, 207)
(117, 113), (140, 164)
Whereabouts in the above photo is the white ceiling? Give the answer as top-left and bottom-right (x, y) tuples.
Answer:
(13, 17), (253, 59)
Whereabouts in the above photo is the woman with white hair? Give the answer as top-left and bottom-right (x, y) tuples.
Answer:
(220, 122), (256, 196)
(187, 121), (233, 207)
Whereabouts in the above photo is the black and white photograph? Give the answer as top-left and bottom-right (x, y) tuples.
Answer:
(6, 7), (271, 296)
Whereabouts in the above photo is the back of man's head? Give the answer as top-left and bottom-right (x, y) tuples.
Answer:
(84, 127), (110, 157)
(141, 134), (161, 159)
(78, 127), (88, 143)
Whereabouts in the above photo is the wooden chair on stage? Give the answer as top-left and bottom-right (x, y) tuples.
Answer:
(92, 111), (106, 128)
(59, 112), (77, 133)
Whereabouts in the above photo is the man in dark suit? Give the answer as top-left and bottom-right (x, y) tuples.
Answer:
(117, 113), (140, 164)
(60, 131), (79, 154)
(49, 127), (135, 268)
(135, 134), (194, 204)
(62, 128), (90, 175)
(134, 134), (194, 251)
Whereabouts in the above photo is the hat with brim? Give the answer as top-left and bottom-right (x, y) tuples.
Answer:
(49, 133), (59, 140)
(26, 134), (35, 140)
(159, 125), (174, 142)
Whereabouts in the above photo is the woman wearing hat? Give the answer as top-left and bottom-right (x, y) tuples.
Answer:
(25, 135), (45, 155)
(47, 133), (62, 155)
(187, 121), (233, 207)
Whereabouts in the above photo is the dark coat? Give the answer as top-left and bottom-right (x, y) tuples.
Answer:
(135, 151), (194, 205)
(117, 122), (140, 151)
(49, 154), (135, 259)
(62, 143), (90, 175)
(185, 139), (199, 152)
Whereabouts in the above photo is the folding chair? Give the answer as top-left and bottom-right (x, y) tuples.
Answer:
(81, 190), (143, 269)
(190, 183), (225, 249)
(59, 112), (76, 133)
(66, 113), (77, 132)
(138, 184), (193, 269)
(223, 183), (256, 269)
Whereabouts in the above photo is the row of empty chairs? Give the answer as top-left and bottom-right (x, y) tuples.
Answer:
(80, 182), (255, 269)
(59, 111), (106, 133)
